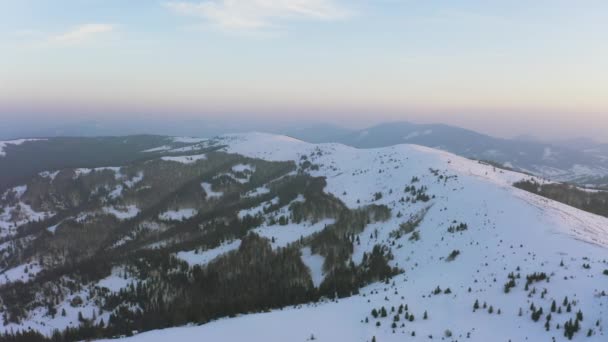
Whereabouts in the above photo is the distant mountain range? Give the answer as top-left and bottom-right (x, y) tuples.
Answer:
(2, 120), (608, 186)
(287, 122), (608, 186)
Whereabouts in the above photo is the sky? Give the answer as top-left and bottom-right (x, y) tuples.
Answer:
(1, 0), (607, 141)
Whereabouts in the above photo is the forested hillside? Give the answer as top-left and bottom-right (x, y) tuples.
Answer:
(1, 133), (608, 342)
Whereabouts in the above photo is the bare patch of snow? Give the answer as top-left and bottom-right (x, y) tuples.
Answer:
(124, 171), (144, 188)
(103, 205), (139, 220)
(173, 137), (207, 144)
(0, 261), (42, 286)
(108, 185), (124, 199)
(97, 268), (134, 292)
(0, 202), (54, 238)
(11, 185), (27, 199)
(73, 166), (121, 179)
(232, 163), (255, 173)
(300, 247), (325, 287)
(39, 170), (60, 181)
(253, 219), (335, 249)
(238, 197), (278, 218)
(176, 240), (241, 266)
(161, 154), (207, 164)
(159, 208), (197, 221)
(201, 182), (223, 199)
(244, 186), (270, 198)
(47, 222), (60, 234)
(142, 145), (172, 153)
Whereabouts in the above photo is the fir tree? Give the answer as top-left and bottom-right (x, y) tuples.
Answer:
(371, 309), (378, 318)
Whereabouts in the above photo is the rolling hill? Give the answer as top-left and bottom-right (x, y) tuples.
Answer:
(299, 122), (608, 186)
(1, 133), (607, 341)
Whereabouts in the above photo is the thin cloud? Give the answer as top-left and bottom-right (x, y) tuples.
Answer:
(166, 0), (351, 32)
(50, 24), (115, 45)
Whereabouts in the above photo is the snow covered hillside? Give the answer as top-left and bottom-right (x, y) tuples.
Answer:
(1, 132), (608, 342)
(107, 133), (608, 341)
(323, 122), (608, 187)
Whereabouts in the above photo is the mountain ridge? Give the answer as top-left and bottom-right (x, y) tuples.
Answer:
(1, 132), (608, 341)
(287, 122), (608, 186)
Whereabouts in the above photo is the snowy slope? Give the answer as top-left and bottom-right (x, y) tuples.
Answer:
(105, 132), (608, 341)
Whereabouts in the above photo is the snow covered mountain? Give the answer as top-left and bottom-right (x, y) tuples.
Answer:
(1, 133), (608, 341)
(308, 122), (608, 187)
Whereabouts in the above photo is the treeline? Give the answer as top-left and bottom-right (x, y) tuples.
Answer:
(514, 180), (608, 218)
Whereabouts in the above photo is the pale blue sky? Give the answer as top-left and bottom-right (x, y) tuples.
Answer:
(1, 1), (607, 140)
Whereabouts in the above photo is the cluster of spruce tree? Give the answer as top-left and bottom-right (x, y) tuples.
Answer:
(447, 222), (468, 233)
(514, 180), (608, 218)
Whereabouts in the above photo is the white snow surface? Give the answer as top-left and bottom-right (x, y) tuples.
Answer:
(47, 222), (60, 234)
(0, 261), (42, 286)
(39, 170), (60, 180)
(9, 185), (27, 199)
(237, 199), (270, 218)
(159, 208), (197, 221)
(0, 275), (120, 336)
(97, 268), (135, 292)
(244, 186), (270, 198)
(172, 137), (207, 144)
(232, 163), (255, 173)
(124, 171), (144, 188)
(103, 205), (140, 220)
(300, 247), (325, 288)
(0, 202), (54, 238)
(142, 145), (172, 153)
(72, 166), (121, 179)
(160, 153), (207, 164)
(201, 182), (223, 199)
(176, 240), (242, 266)
(108, 185), (124, 199)
(253, 219), (335, 249)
